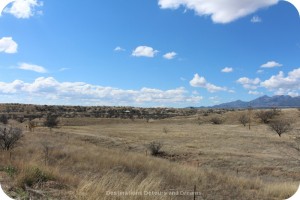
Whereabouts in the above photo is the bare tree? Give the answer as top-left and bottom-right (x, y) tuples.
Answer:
(268, 120), (293, 137)
(255, 110), (275, 124)
(0, 126), (23, 151)
(239, 114), (249, 127)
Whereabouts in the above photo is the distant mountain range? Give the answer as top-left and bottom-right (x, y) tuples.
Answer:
(211, 95), (300, 108)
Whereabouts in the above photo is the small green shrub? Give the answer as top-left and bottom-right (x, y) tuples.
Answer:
(3, 166), (18, 177)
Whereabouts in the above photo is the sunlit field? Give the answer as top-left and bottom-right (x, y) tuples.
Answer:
(0, 106), (299, 199)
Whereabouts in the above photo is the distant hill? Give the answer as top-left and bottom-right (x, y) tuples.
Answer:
(212, 95), (300, 108)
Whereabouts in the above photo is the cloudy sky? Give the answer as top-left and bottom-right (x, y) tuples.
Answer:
(0, 0), (299, 107)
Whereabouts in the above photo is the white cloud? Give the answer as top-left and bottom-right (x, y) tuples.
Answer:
(274, 89), (299, 97)
(248, 90), (263, 95)
(190, 73), (226, 93)
(251, 15), (262, 23)
(0, 77), (203, 106)
(192, 90), (199, 95)
(59, 68), (70, 72)
(163, 52), (177, 59)
(261, 61), (283, 68)
(237, 77), (261, 89)
(0, 0), (15, 16)
(158, 0), (278, 23)
(209, 96), (218, 100)
(17, 63), (47, 73)
(260, 68), (300, 95)
(0, 37), (17, 53)
(221, 67), (233, 73)
(4, 0), (43, 19)
(237, 77), (261, 85)
(257, 69), (264, 74)
(132, 46), (158, 57)
(114, 46), (125, 52)
(209, 96), (221, 104)
(287, 91), (299, 97)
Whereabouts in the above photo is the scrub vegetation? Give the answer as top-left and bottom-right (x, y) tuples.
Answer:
(0, 104), (299, 199)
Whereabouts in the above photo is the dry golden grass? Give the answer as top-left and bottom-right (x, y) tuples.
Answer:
(0, 108), (299, 199)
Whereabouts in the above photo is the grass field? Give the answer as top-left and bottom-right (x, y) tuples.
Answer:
(0, 108), (299, 199)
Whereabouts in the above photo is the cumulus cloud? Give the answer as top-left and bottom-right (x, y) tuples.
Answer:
(132, 46), (158, 57)
(163, 52), (177, 60)
(17, 63), (47, 73)
(221, 67), (233, 73)
(260, 68), (300, 96)
(0, 0), (14, 16)
(236, 77), (261, 89)
(251, 15), (262, 23)
(158, 0), (278, 23)
(261, 61), (283, 68)
(4, 0), (43, 19)
(190, 73), (226, 93)
(0, 77), (203, 106)
(0, 37), (17, 53)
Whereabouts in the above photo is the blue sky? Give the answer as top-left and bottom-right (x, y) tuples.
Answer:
(0, 0), (299, 107)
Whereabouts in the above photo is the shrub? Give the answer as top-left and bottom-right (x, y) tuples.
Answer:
(271, 107), (281, 116)
(147, 141), (163, 156)
(44, 114), (59, 130)
(210, 117), (223, 125)
(16, 116), (25, 123)
(16, 166), (55, 188)
(0, 126), (23, 151)
(162, 127), (169, 134)
(255, 110), (275, 124)
(1, 166), (17, 177)
(239, 114), (249, 127)
(0, 115), (8, 124)
(269, 120), (292, 137)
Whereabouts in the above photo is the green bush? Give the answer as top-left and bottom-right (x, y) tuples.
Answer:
(3, 166), (17, 177)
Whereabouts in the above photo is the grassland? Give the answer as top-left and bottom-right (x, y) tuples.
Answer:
(0, 108), (299, 199)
